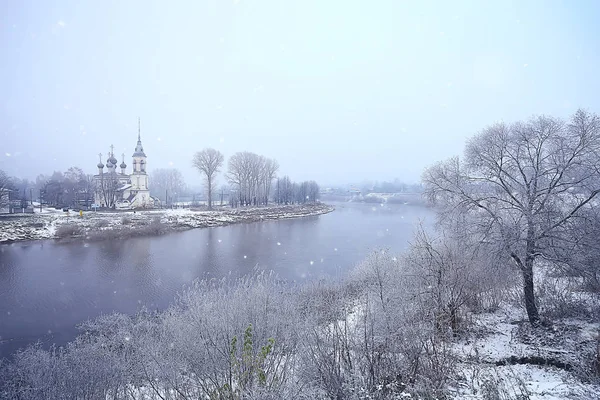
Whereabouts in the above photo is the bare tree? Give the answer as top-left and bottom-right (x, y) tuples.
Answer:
(150, 168), (186, 203)
(261, 158), (279, 205)
(306, 181), (320, 203)
(193, 148), (224, 209)
(227, 152), (279, 207)
(96, 171), (120, 209)
(0, 169), (13, 209)
(277, 176), (293, 205)
(423, 110), (600, 324)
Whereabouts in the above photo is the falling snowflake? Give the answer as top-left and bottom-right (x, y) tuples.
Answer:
(334, 248), (338, 251)
(57, 20), (65, 28)
(277, 242), (281, 246)
(218, 239), (222, 243)
(523, 63), (528, 67)
(310, 261), (314, 265)
(5, 153), (11, 157)
(243, 255), (247, 259)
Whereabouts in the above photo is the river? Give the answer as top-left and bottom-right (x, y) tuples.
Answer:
(0, 202), (434, 359)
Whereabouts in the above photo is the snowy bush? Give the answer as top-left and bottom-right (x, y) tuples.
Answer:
(55, 223), (82, 239)
(95, 219), (110, 228)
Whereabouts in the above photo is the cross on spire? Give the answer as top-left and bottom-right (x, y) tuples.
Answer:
(98, 153), (102, 163)
(122, 153), (125, 162)
(110, 144), (114, 156)
(138, 117), (141, 141)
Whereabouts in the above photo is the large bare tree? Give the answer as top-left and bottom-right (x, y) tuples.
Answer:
(226, 152), (280, 207)
(423, 110), (600, 324)
(193, 148), (224, 209)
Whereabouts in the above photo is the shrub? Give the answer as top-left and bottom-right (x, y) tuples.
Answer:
(536, 276), (596, 320)
(94, 219), (110, 228)
(138, 216), (164, 235)
(55, 224), (82, 239)
(120, 216), (132, 225)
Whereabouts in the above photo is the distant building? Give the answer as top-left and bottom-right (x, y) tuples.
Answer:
(348, 187), (362, 196)
(93, 120), (152, 208)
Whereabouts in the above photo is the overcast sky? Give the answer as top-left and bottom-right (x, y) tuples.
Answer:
(2, 0), (600, 187)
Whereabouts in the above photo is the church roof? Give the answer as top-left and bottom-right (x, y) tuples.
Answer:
(132, 119), (147, 157)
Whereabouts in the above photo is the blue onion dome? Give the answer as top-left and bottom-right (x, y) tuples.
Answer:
(97, 162), (104, 169)
(120, 161), (127, 169)
(109, 155), (118, 165)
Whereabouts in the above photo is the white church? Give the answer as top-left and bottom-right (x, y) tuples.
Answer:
(93, 122), (153, 209)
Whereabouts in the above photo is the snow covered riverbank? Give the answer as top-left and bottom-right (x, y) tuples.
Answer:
(0, 203), (334, 243)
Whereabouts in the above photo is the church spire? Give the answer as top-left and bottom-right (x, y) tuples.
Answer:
(132, 117), (146, 158)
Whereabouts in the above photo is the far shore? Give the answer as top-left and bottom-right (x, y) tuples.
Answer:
(0, 203), (334, 244)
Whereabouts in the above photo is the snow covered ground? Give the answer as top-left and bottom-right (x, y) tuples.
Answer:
(450, 304), (600, 399)
(0, 203), (334, 243)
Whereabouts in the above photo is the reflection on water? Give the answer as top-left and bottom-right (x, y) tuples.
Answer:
(0, 202), (434, 358)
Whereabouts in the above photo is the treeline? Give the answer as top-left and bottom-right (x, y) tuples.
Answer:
(274, 176), (319, 205)
(0, 167), (94, 209)
(193, 148), (320, 209)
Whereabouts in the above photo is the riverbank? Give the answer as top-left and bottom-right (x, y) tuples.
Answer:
(0, 203), (334, 243)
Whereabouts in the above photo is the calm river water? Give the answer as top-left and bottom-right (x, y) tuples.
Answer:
(0, 202), (434, 359)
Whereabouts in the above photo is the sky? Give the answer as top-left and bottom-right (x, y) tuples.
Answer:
(1, 0), (600, 187)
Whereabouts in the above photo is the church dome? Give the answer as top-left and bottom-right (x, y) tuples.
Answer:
(109, 155), (118, 165)
(97, 162), (104, 169)
(120, 161), (127, 169)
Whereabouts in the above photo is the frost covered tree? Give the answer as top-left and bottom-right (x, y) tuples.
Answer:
(193, 148), (224, 209)
(423, 110), (600, 324)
